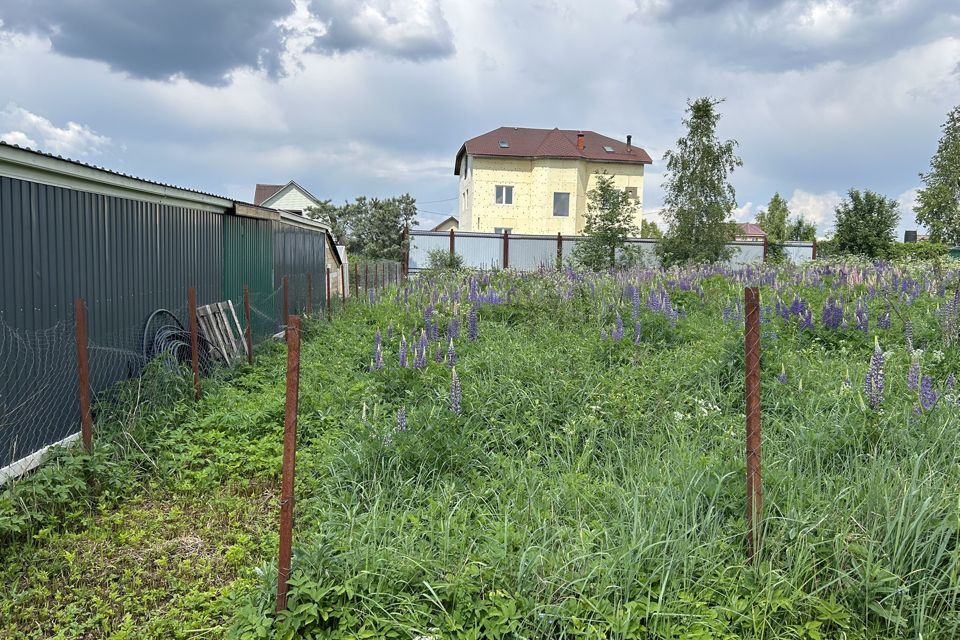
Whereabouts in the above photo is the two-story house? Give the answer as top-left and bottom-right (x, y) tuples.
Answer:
(455, 127), (652, 235)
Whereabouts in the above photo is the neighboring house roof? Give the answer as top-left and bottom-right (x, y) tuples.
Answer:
(737, 222), (767, 237)
(455, 127), (653, 175)
(431, 216), (459, 231)
(256, 179), (324, 211)
(254, 183), (285, 205)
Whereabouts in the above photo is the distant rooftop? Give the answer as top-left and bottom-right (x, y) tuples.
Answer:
(254, 183), (285, 205)
(455, 127), (652, 175)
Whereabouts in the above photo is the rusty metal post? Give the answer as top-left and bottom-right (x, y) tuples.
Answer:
(556, 232), (563, 270)
(402, 226), (409, 279)
(340, 263), (346, 303)
(276, 315), (301, 612)
(243, 285), (253, 366)
(282, 276), (289, 327)
(74, 298), (93, 452)
(353, 263), (359, 298)
(306, 272), (313, 316)
(812, 238), (818, 260)
(762, 236), (769, 262)
(502, 230), (510, 269)
(449, 228), (455, 257)
(326, 267), (332, 319)
(188, 287), (201, 401)
(744, 286), (762, 563)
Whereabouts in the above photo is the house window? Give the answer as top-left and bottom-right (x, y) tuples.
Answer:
(624, 186), (638, 199)
(495, 185), (513, 205)
(494, 227), (512, 235)
(553, 192), (570, 216)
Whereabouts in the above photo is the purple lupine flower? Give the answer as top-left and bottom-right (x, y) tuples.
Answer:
(946, 373), (955, 391)
(612, 313), (624, 341)
(878, 310), (891, 330)
(855, 300), (869, 333)
(399, 336), (408, 368)
(864, 339), (885, 409)
(448, 317), (460, 340)
(907, 355), (920, 391)
(904, 319), (914, 352)
(798, 309), (814, 331)
(777, 366), (787, 384)
(631, 285), (641, 320)
(373, 343), (384, 370)
(821, 297), (843, 330)
(633, 321), (642, 344)
(368, 289), (375, 305)
(468, 305), (479, 341)
(469, 276), (478, 303)
(414, 331), (428, 369)
(446, 339), (456, 368)
(920, 375), (939, 411)
(374, 329), (382, 353)
(397, 406), (407, 432)
(434, 342), (444, 363)
(450, 368), (461, 414)
(424, 304), (434, 331)
(386, 324), (394, 340)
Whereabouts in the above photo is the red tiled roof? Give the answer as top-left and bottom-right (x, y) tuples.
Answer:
(737, 222), (767, 237)
(254, 183), (285, 205)
(455, 127), (652, 174)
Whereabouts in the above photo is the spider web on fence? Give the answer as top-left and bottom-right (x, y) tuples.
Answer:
(0, 317), (81, 474)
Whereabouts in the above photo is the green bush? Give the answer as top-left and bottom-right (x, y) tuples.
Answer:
(426, 248), (465, 272)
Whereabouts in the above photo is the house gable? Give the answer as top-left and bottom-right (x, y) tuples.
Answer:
(259, 180), (324, 213)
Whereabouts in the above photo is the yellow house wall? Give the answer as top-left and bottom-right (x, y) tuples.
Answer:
(464, 155), (644, 234)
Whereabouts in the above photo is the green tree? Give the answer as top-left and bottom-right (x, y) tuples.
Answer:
(786, 216), (817, 241)
(832, 189), (900, 258)
(306, 194), (418, 260)
(756, 192), (790, 261)
(916, 104), (960, 245)
(305, 199), (352, 244)
(657, 97), (742, 266)
(640, 219), (663, 238)
(573, 173), (640, 271)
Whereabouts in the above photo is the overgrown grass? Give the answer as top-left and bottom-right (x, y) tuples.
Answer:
(3, 262), (960, 638)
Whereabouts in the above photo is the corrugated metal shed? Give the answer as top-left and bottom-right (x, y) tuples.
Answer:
(224, 205), (276, 338)
(0, 144), (336, 474)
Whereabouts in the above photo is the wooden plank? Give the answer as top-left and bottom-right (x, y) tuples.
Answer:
(228, 300), (248, 359)
(216, 302), (240, 360)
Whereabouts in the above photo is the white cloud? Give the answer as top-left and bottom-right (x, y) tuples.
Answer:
(0, 103), (110, 156)
(0, 130), (36, 148)
(787, 189), (843, 228)
(733, 201), (757, 222)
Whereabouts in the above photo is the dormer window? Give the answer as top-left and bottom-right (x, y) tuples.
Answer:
(498, 140), (510, 148)
(603, 145), (614, 153)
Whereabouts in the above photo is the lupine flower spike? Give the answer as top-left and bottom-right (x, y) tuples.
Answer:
(450, 368), (461, 414)
(864, 337), (885, 409)
(446, 339), (457, 368)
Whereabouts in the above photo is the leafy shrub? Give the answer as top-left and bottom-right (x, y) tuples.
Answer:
(426, 248), (465, 272)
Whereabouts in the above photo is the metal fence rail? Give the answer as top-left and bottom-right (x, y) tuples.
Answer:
(407, 229), (815, 272)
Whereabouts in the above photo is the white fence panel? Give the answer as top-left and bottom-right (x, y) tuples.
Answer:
(727, 242), (766, 266)
(457, 233), (503, 270)
(408, 232), (447, 270)
(784, 242), (815, 263)
(510, 236), (560, 271)
(408, 231), (814, 271)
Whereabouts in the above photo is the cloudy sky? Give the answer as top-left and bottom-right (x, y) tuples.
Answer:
(1, 0), (958, 236)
